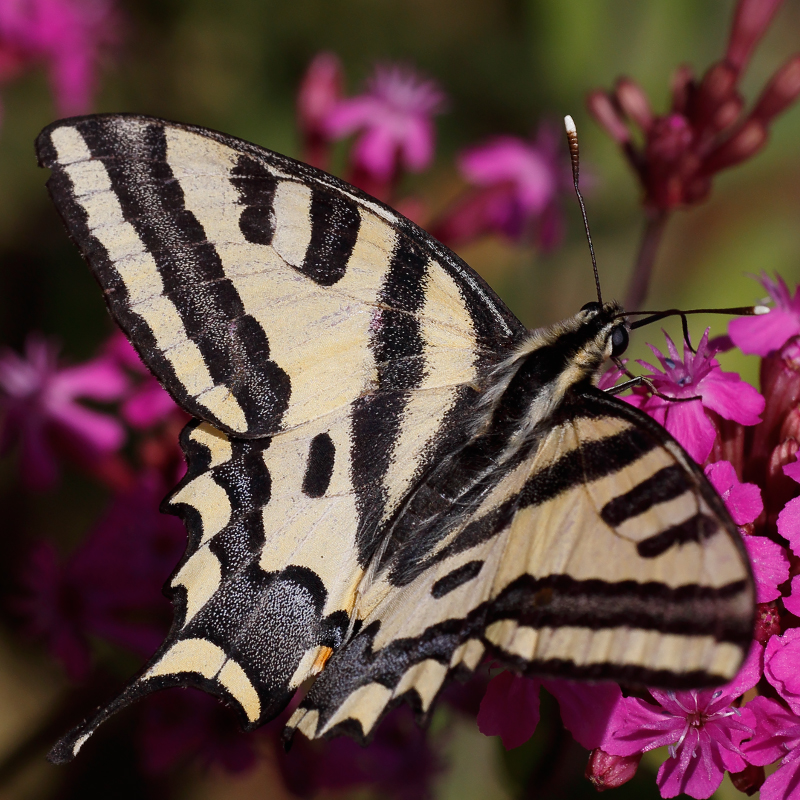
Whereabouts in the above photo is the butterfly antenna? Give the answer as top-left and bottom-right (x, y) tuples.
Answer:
(626, 305), (771, 330)
(564, 115), (601, 304)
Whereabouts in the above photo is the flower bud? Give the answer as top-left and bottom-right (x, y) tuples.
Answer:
(749, 338), (800, 479)
(754, 601), (782, 644)
(615, 78), (653, 131)
(726, 0), (784, 72)
(702, 118), (767, 174)
(730, 762), (766, 796)
(585, 749), (641, 791)
(296, 52), (343, 169)
(587, 91), (631, 144)
(752, 55), (800, 123)
(670, 64), (695, 114)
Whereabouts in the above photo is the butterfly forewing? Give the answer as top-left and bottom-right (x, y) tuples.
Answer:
(36, 114), (754, 762)
(37, 114), (526, 761)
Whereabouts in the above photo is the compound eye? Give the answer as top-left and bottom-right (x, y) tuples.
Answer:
(611, 325), (629, 357)
(581, 301), (602, 313)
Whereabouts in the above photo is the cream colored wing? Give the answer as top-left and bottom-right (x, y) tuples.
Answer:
(36, 114), (523, 438)
(285, 389), (754, 744)
(37, 114), (529, 762)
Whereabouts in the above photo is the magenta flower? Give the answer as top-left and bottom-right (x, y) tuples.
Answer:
(602, 643), (763, 799)
(324, 63), (445, 183)
(0, 0), (117, 116)
(742, 535), (790, 603)
(741, 696), (800, 800)
(0, 333), (127, 489)
(431, 125), (567, 249)
(13, 474), (185, 680)
(783, 576), (800, 617)
(626, 329), (764, 464)
(296, 51), (343, 170)
(764, 628), (800, 715)
(704, 460), (763, 525)
(730, 273), (800, 356)
(477, 671), (621, 750)
(105, 333), (178, 429)
(477, 671), (540, 749)
(777, 458), (800, 554)
(704, 460), (787, 601)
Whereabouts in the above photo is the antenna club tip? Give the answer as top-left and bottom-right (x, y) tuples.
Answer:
(564, 115), (576, 135)
(753, 305), (771, 315)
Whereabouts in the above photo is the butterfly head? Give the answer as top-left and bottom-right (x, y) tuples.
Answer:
(578, 300), (629, 361)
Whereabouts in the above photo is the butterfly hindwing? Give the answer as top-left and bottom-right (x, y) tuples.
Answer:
(286, 387), (753, 743)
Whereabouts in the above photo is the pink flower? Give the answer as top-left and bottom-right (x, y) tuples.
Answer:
(741, 696), (800, 800)
(602, 643), (763, 799)
(730, 273), (800, 356)
(324, 63), (445, 183)
(742, 536), (790, 603)
(627, 329), (764, 464)
(0, 0), (118, 116)
(764, 627), (800, 714)
(0, 333), (127, 489)
(777, 457), (800, 554)
(477, 671), (540, 749)
(477, 672), (621, 750)
(431, 125), (567, 249)
(783, 576), (800, 617)
(703, 460), (787, 601)
(296, 52), (343, 170)
(704, 460), (763, 525)
(105, 333), (179, 429)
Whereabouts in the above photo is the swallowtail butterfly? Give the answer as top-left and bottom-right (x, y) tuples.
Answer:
(35, 114), (755, 762)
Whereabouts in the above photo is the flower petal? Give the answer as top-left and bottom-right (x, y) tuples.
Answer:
(743, 536), (789, 603)
(543, 680), (622, 749)
(765, 628), (800, 714)
(698, 369), (764, 426)
(477, 672), (541, 750)
(660, 400), (718, 463)
(777, 497), (800, 556)
(729, 309), (800, 356)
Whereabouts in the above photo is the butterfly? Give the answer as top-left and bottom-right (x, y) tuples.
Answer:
(35, 114), (755, 762)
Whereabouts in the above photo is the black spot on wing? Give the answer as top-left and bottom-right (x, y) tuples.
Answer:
(431, 561), (483, 598)
(74, 119), (291, 435)
(299, 190), (361, 285)
(231, 155), (278, 246)
(637, 513), (720, 558)
(180, 563), (328, 722)
(302, 432), (336, 498)
(601, 465), (691, 526)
